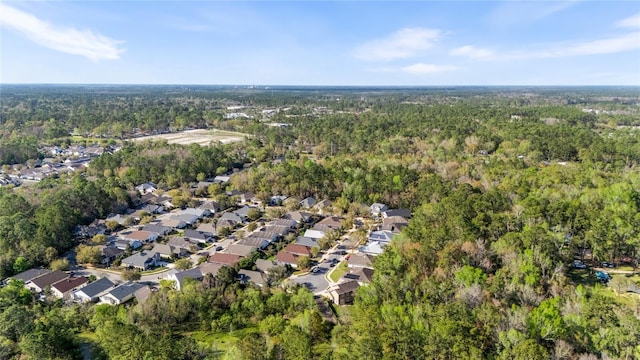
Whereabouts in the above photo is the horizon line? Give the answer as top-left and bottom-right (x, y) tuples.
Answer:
(1, 83), (639, 88)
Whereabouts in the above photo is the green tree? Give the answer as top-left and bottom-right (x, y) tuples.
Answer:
(122, 270), (141, 282)
(50, 258), (70, 271)
(280, 325), (312, 360)
(76, 245), (102, 265)
(238, 332), (267, 360)
(296, 256), (311, 270)
(174, 258), (192, 270)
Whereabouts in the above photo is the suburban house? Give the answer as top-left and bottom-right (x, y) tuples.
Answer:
(275, 251), (299, 268)
(368, 230), (395, 244)
(347, 253), (375, 269)
(167, 237), (196, 253)
(381, 216), (409, 233)
(198, 262), (222, 277)
(73, 220), (107, 238)
(135, 182), (157, 195)
(240, 192), (257, 204)
(238, 269), (267, 287)
(270, 218), (297, 229)
(233, 206), (256, 222)
(121, 251), (160, 270)
(303, 229), (326, 240)
(140, 204), (163, 215)
(208, 253), (243, 267)
(359, 241), (386, 256)
(226, 244), (257, 258)
(51, 276), (89, 299)
(142, 224), (173, 237)
(285, 211), (313, 223)
(313, 199), (332, 213)
(255, 259), (279, 274)
(183, 229), (213, 244)
(140, 192), (159, 204)
(329, 280), (360, 305)
(370, 203), (388, 217)
(382, 208), (412, 219)
(250, 230), (279, 243)
(299, 197), (317, 209)
(114, 239), (142, 251)
(151, 244), (186, 259)
(263, 225), (290, 237)
(100, 246), (124, 265)
(169, 268), (203, 291)
(122, 230), (159, 243)
(26, 270), (70, 293)
(238, 237), (270, 249)
(73, 277), (114, 303)
(100, 282), (148, 305)
(134, 286), (152, 305)
(284, 244), (312, 257)
(269, 195), (288, 206)
(213, 175), (231, 184)
(196, 222), (217, 236)
(199, 201), (220, 213)
(155, 196), (175, 210)
(106, 214), (132, 226)
(170, 213), (199, 226)
(218, 212), (243, 227)
(158, 219), (187, 229)
(316, 216), (343, 230)
(296, 236), (320, 249)
(343, 267), (374, 285)
(182, 207), (211, 218)
(5, 268), (50, 285)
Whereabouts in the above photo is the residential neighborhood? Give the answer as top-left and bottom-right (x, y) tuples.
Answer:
(3, 168), (408, 308)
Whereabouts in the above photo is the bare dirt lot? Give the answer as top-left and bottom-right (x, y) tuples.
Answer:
(131, 129), (247, 146)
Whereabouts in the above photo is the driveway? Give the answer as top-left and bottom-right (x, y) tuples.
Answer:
(291, 242), (350, 295)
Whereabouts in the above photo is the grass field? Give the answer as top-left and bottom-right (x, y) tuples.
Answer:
(131, 129), (248, 146)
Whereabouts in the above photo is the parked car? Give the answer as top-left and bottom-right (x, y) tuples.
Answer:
(572, 260), (587, 269)
(601, 262), (615, 268)
(595, 271), (611, 283)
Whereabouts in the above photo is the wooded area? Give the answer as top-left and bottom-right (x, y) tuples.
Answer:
(0, 85), (639, 359)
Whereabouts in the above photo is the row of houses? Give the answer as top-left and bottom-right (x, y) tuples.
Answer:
(4, 268), (150, 305)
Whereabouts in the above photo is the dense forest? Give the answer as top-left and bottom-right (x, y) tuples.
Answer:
(1, 85), (640, 359)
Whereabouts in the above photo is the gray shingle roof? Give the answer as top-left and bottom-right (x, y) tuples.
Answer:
(107, 282), (146, 301)
(76, 277), (114, 298)
(9, 268), (50, 283)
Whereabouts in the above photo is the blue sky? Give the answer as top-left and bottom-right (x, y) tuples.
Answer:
(1, 1), (639, 85)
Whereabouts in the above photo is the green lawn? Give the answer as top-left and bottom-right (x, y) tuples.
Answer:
(329, 261), (349, 283)
(140, 267), (170, 275)
(566, 268), (598, 286)
(187, 328), (257, 352)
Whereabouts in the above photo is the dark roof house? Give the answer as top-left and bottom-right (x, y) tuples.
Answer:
(27, 270), (70, 293)
(73, 277), (115, 303)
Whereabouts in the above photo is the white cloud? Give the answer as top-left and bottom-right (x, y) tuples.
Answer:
(353, 28), (441, 62)
(456, 31), (640, 62)
(487, 1), (578, 27)
(512, 32), (640, 59)
(616, 13), (640, 29)
(401, 63), (457, 74)
(450, 45), (494, 60)
(0, 3), (124, 61)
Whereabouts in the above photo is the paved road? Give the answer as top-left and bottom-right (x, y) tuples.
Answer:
(291, 244), (350, 295)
